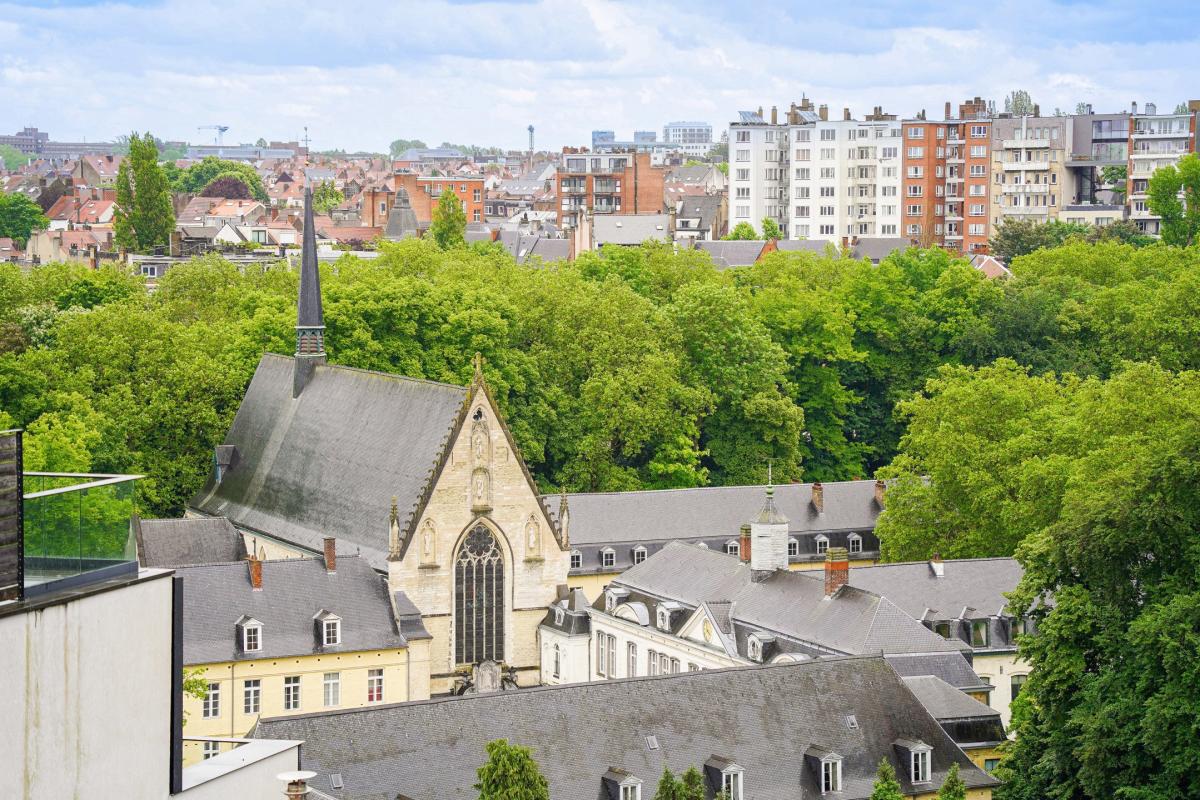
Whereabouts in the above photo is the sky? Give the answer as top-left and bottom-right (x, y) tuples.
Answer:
(3, 0), (1200, 153)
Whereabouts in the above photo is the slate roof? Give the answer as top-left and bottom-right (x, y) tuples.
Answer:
(674, 194), (722, 231)
(608, 542), (969, 659)
(848, 237), (910, 264)
(176, 555), (420, 664)
(883, 652), (991, 692)
(255, 655), (997, 800)
(775, 239), (834, 255)
(846, 558), (1024, 622)
(593, 214), (672, 246)
(136, 516), (246, 567)
(190, 353), (467, 568)
(902, 676), (998, 722)
(498, 231), (571, 263)
(693, 239), (767, 268)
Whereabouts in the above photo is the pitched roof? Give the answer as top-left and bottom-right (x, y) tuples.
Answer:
(610, 542), (969, 658)
(593, 214), (671, 245)
(849, 237), (910, 263)
(694, 239), (767, 267)
(845, 558), (1024, 621)
(883, 652), (990, 692)
(190, 353), (467, 567)
(902, 675), (999, 722)
(498, 231), (570, 263)
(774, 239), (834, 255)
(136, 516), (246, 567)
(254, 655), (998, 800)
(175, 555), (412, 664)
(548, 479), (882, 547)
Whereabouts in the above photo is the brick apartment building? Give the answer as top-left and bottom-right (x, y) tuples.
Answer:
(555, 150), (665, 229)
(391, 174), (486, 226)
(901, 98), (992, 254)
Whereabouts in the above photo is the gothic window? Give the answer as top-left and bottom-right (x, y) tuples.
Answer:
(455, 525), (505, 665)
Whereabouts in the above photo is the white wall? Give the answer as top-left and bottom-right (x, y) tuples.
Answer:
(180, 741), (302, 800)
(0, 572), (176, 800)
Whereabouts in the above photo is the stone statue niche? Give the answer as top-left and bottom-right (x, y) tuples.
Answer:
(524, 514), (540, 559)
(471, 467), (492, 512)
(419, 518), (437, 567)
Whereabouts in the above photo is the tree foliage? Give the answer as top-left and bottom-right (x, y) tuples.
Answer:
(172, 156), (268, 202)
(0, 143), (26, 171)
(760, 217), (781, 240)
(653, 768), (683, 800)
(113, 131), (175, 253)
(1004, 89), (1036, 116)
(430, 189), (466, 249)
(389, 138), (428, 157)
(199, 173), (252, 199)
(0, 191), (49, 247)
(1147, 152), (1200, 247)
(988, 218), (1090, 263)
(678, 767), (705, 800)
(474, 739), (549, 800)
(869, 759), (904, 800)
(938, 763), (966, 800)
(723, 221), (758, 240)
(312, 180), (346, 214)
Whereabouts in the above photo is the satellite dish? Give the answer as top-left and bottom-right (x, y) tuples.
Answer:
(278, 770), (318, 782)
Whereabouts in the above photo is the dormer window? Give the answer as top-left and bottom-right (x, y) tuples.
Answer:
(632, 545), (647, 565)
(815, 535), (829, 555)
(721, 768), (744, 800)
(911, 748), (930, 783)
(748, 637), (762, 662)
(554, 606), (565, 626)
(725, 540), (740, 557)
(788, 538), (799, 558)
(605, 588), (628, 614)
(747, 632), (774, 663)
(934, 621), (953, 639)
(821, 757), (842, 793)
(657, 607), (669, 631)
(620, 783), (640, 800)
(570, 550), (582, 569)
(314, 610), (341, 647)
(244, 623), (262, 652)
(601, 548), (616, 568)
(848, 533), (862, 554)
(971, 619), (990, 647)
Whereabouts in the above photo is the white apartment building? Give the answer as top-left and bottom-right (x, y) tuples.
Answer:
(663, 121), (713, 157)
(729, 105), (901, 244)
(1128, 102), (1198, 236)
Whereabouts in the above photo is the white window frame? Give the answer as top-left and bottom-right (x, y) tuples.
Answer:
(323, 672), (340, 707)
(367, 668), (384, 703)
(788, 538), (799, 558)
(620, 782), (641, 800)
(815, 535), (829, 555)
(601, 548), (616, 569)
(911, 748), (931, 783)
(597, 632), (608, 676)
(632, 546), (647, 565)
(243, 623), (262, 653)
(569, 550), (582, 569)
(243, 679), (261, 714)
(722, 768), (744, 800)
(284, 676), (301, 710)
(553, 644), (561, 679)
(725, 540), (740, 557)
(627, 642), (637, 677)
(848, 534), (862, 554)
(202, 682), (220, 718)
(202, 740), (220, 760)
(323, 618), (341, 647)
(821, 758), (842, 792)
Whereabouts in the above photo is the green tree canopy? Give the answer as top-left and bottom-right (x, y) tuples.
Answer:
(652, 768), (683, 800)
(723, 221), (758, 240)
(389, 138), (428, 157)
(113, 131), (175, 253)
(937, 763), (966, 800)
(173, 157), (268, 203)
(760, 217), (781, 240)
(1004, 89), (1035, 116)
(988, 218), (1090, 263)
(312, 180), (346, 214)
(0, 143), (27, 171)
(474, 739), (549, 800)
(869, 759), (904, 800)
(429, 189), (466, 249)
(1147, 152), (1200, 247)
(679, 767), (706, 800)
(0, 191), (50, 247)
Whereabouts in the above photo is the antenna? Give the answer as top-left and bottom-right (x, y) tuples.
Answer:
(302, 126), (311, 155)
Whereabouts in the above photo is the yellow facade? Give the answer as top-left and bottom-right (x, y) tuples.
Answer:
(972, 651), (1031, 729)
(184, 642), (429, 738)
(914, 789), (993, 800)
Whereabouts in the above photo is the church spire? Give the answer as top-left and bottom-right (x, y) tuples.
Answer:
(293, 184), (326, 397)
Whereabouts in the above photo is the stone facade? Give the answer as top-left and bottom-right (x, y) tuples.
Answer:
(387, 378), (571, 694)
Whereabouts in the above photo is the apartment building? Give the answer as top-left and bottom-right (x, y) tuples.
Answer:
(555, 150), (664, 229)
(901, 98), (992, 254)
(662, 121), (714, 156)
(392, 173), (486, 226)
(990, 115), (1072, 227)
(729, 100), (901, 243)
(1127, 100), (1200, 236)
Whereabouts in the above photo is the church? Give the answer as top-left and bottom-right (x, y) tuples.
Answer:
(189, 188), (572, 695)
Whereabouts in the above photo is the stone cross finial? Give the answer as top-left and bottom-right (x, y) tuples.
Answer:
(388, 495), (401, 560)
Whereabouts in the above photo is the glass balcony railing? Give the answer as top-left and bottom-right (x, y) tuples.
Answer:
(22, 472), (141, 598)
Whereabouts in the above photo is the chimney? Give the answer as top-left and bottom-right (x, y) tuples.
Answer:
(757, 106), (764, 119)
(323, 537), (337, 573)
(247, 554), (263, 590)
(750, 483), (789, 572)
(818, 104), (829, 121)
(945, 101), (952, 120)
(1033, 103), (1041, 117)
(810, 481), (824, 513)
(843, 107), (851, 121)
(771, 105), (778, 125)
(739, 523), (752, 563)
(873, 479), (886, 508)
(824, 547), (850, 597)
(278, 771), (316, 799)
(1131, 101), (1138, 114)
(930, 553), (945, 578)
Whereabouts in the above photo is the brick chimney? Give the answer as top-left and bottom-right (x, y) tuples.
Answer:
(810, 481), (824, 513)
(818, 104), (829, 122)
(247, 554), (262, 590)
(771, 105), (778, 125)
(739, 523), (752, 564)
(824, 546), (849, 597)
(843, 107), (851, 121)
(874, 479), (886, 508)
(323, 537), (337, 573)
(945, 101), (952, 120)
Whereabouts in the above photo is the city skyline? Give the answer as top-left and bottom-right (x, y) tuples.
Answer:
(4, 0), (1200, 152)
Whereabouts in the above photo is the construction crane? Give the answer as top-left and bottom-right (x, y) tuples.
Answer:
(197, 125), (230, 145)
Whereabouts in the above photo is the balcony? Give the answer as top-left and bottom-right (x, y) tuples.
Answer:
(1002, 138), (1051, 149)
(593, 203), (622, 214)
(1002, 206), (1051, 217)
(1002, 183), (1050, 194)
(593, 180), (620, 194)
(1131, 149), (1188, 159)
(20, 470), (142, 599)
(1132, 128), (1189, 139)
(1003, 160), (1051, 171)
(562, 184), (586, 194)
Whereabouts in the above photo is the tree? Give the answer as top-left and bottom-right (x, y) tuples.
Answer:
(1074, 102), (1090, 114)
(199, 173), (251, 199)
(113, 132), (175, 253)
(0, 191), (49, 247)
(869, 759), (904, 800)
(715, 162), (728, 176)
(1147, 152), (1200, 247)
(1004, 89), (1036, 116)
(474, 739), (549, 800)
(652, 768), (683, 800)
(1101, 163), (1127, 191)
(389, 138), (428, 157)
(312, 180), (346, 214)
(1174, 102), (1189, 114)
(0, 143), (26, 171)
(937, 763), (966, 800)
(723, 221), (758, 240)
(429, 188), (466, 249)
(172, 157), (268, 202)
(255, 137), (267, 148)
(708, 141), (728, 161)
(679, 767), (706, 800)
(988, 218), (1089, 263)
(760, 217), (781, 241)
(181, 667), (209, 726)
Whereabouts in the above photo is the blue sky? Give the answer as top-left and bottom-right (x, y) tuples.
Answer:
(3, 0), (1199, 152)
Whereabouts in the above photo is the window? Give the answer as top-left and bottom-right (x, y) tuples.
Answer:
(633, 546), (647, 565)
(243, 679), (261, 714)
(968, 223), (986, 235)
(203, 682), (220, 718)
(985, 758), (1001, 772)
(969, 184), (986, 196)
(971, 125), (988, 138)
(911, 749), (930, 783)
(788, 538), (799, 558)
(815, 536), (829, 555)
(670, 657), (680, 674)
(969, 203), (985, 216)
(736, 130), (750, 143)
(735, 187), (749, 199)
(284, 676), (301, 710)
(725, 540), (740, 557)
(657, 607), (670, 631)
(735, 169), (749, 180)
(820, 167), (835, 179)
(822, 759), (842, 792)
(323, 619), (341, 647)
(473, 189), (481, 202)
(796, 167), (810, 180)
(848, 534), (862, 554)
(907, 127), (922, 139)
(367, 668), (384, 703)
(795, 206), (810, 218)
(569, 551), (581, 569)
(795, 187), (810, 199)
(660, 653), (671, 674)
(906, 166), (923, 178)
(735, 149), (750, 162)
(819, 225), (835, 235)
(971, 619), (990, 647)
(323, 672), (340, 707)
(819, 206), (834, 216)
(601, 548), (616, 568)
(970, 145), (987, 157)
(934, 621), (952, 639)
(1011, 674), (1028, 700)
(907, 224), (921, 236)
(748, 636), (763, 662)
(627, 642), (637, 677)
(735, 205), (749, 219)
(472, 210), (480, 222)
(970, 164), (986, 177)
(819, 128), (836, 141)
(906, 147), (924, 158)
(243, 624), (261, 652)
(620, 783), (641, 800)
(648, 649), (658, 676)
(820, 147), (835, 160)
(881, 224), (897, 235)
(202, 741), (220, 760)
(722, 769), (744, 800)
(907, 185), (923, 197)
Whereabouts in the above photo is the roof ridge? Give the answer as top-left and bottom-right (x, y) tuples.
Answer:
(545, 477), (877, 500)
(260, 352), (470, 393)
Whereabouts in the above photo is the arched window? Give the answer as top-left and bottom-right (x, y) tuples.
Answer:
(725, 540), (740, 556)
(455, 525), (504, 665)
(815, 535), (829, 555)
(552, 644), (561, 679)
